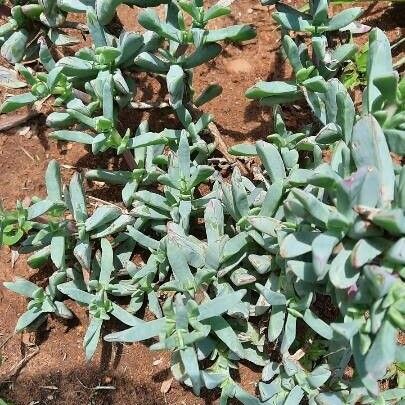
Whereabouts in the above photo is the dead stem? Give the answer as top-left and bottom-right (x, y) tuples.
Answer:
(0, 111), (39, 131)
(87, 195), (124, 210)
(291, 339), (313, 361)
(394, 56), (405, 69)
(207, 120), (248, 175)
(0, 333), (13, 350)
(0, 346), (39, 383)
(62, 21), (88, 31)
(130, 101), (170, 110)
(73, 89), (91, 104)
(188, 104), (248, 175)
(123, 150), (136, 170)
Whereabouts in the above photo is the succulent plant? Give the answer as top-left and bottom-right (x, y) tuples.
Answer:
(1, 0), (404, 404)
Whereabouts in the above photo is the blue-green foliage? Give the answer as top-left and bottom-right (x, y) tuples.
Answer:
(1, 0), (404, 404)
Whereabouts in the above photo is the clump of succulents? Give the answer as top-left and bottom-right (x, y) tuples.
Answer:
(1, 0), (404, 404)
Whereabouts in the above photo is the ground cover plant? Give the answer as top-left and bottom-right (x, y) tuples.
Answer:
(0, 0), (404, 403)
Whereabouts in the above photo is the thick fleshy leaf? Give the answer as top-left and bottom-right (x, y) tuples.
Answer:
(329, 249), (359, 289)
(27, 199), (55, 220)
(385, 129), (405, 155)
(256, 141), (286, 183)
(0, 66), (26, 89)
(27, 246), (51, 269)
(312, 0), (328, 26)
(69, 173), (87, 223)
(51, 130), (94, 144)
(205, 25), (256, 43)
(167, 237), (194, 288)
(99, 238), (114, 284)
(127, 132), (168, 148)
(302, 76), (328, 92)
(48, 29), (80, 46)
(222, 232), (249, 260)
(282, 35), (303, 74)
(84, 316), (103, 360)
(365, 320), (397, 381)
(249, 254), (272, 274)
(331, 320), (361, 340)
(1, 93), (38, 113)
(104, 318), (166, 342)
(268, 305), (285, 342)
(15, 307), (43, 332)
(336, 90), (355, 143)
(280, 313), (296, 354)
(246, 81), (300, 100)
(194, 84), (222, 107)
(116, 31), (144, 66)
(385, 238), (405, 264)
(312, 232), (340, 278)
(351, 115), (395, 206)
(95, 0), (121, 25)
(3, 278), (40, 298)
(134, 52), (170, 73)
(273, 5), (311, 32)
(111, 303), (144, 327)
(45, 160), (62, 202)
(365, 28), (393, 113)
(87, 9), (107, 48)
(50, 235), (65, 269)
(182, 43), (222, 69)
(303, 309), (333, 339)
(260, 181), (283, 217)
(280, 231), (318, 258)
(58, 283), (93, 304)
(74, 240), (92, 270)
(57, 57), (95, 78)
(180, 346), (202, 395)
(287, 261), (318, 283)
(307, 365), (331, 388)
(285, 386), (304, 405)
(167, 65), (184, 109)
(197, 290), (247, 321)
(85, 206), (122, 232)
(231, 168), (249, 218)
(326, 8), (363, 31)
(291, 189), (330, 224)
(256, 283), (286, 306)
(1, 30), (29, 64)
(229, 143), (257, 156)
(351, 238), (385, 268)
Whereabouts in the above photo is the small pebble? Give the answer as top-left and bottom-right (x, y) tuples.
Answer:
(225, 58), (253, 74)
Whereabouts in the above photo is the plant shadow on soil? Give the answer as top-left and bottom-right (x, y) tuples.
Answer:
(0, 282), (236, 405)
(1, 370), (237, 405)
(0, 294), (254, 405)
(1, 365), (165, 405)
(363, 2), (405, 34)
(0, 330), (234, 405)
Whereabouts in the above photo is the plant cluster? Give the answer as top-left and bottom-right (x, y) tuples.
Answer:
(0, 0), (404, 404)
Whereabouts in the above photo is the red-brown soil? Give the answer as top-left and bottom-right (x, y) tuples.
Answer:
(0, 1), (403, 404)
